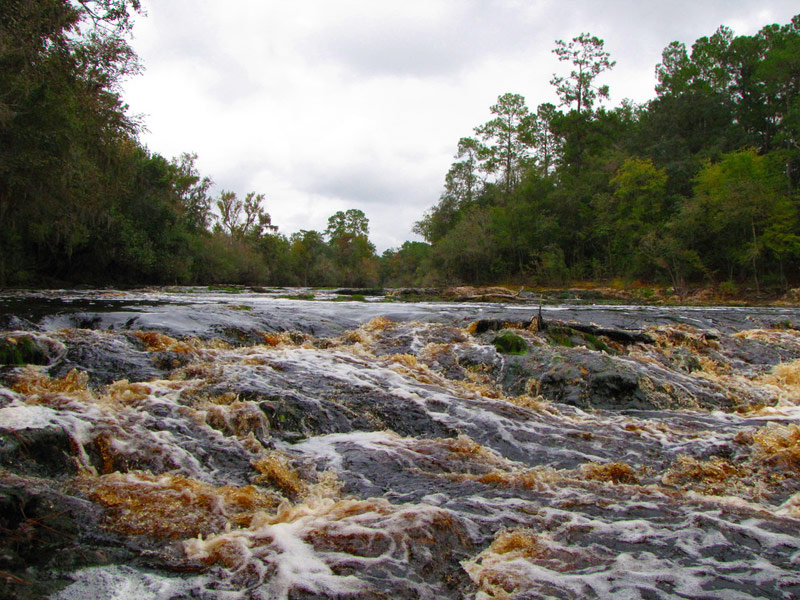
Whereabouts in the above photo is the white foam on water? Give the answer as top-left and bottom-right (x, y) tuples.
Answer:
(183, 495), (464, 600)
(0, 403), (60, 429)
(0, 399), (98, 454)
(289, 430), (404, 472)
(49, 565), (207, 600)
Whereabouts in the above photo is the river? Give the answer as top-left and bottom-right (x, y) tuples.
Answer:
(2, 288), (800, 599)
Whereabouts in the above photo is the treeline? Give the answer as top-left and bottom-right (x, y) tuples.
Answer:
(4, 5), (800, 292)
(0, 0), (382, 287)
(395, 17), (800, 292)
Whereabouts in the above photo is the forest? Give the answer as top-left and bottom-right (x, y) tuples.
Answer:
(2, 1), (799, 292)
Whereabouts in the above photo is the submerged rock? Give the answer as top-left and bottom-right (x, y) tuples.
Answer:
(47, 330), (167, 385)
(0, 476), (143, 600)
(208, 351), (460, 442)
(0, 424), (77, 478)
(498, 344), (730, 411)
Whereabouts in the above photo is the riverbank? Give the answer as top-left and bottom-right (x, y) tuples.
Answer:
(4, 282), (799, 307)
(382, 284), (800, 307)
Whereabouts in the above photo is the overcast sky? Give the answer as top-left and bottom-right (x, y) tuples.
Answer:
(122, 1), (799, 252)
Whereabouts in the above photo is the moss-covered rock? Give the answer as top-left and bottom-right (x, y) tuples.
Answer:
(0, 335), (49, 365)
(492, 331), (528, 355)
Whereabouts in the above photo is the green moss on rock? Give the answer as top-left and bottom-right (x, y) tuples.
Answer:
(0, 336), (48, 365)
(492, 331), (528, 355)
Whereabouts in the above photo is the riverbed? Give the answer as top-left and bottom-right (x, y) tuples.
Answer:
(2, 288), (800, 599)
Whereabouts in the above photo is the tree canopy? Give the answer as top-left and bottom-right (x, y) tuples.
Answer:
(0, 1), (384, 287)
(3, 6), (800, 293)
(404, 15), (800, 293)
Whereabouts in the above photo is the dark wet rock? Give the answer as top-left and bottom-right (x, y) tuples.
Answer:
(0, 314), (39, 332)
(47, 331), (165, 385)
(149, 351), (194, 372)
(474, 317), (654, 345)
(368, 322), (468, 357)
(203, 401), (271, 446)
(499, 344), (736, 411)
(472, 318), (535, 334)
(258, 393), (318, 443)
(298, 508), (475, 600)
(443, 286), (524, 302)
(0, 426), (78, 478)
(662, 346), (705, 373)
(0, 388), (15, 408)
(361, 516), (475, 600)
(417, 345), (471, 381)
(330, 389), (457, 439)
(561, 320), (655, 344)
(453, 343), (502, 372)
(386, 288), (440, 299)
(287, 590), (387, 600)
(209, 353), (459, 442)
(90, 406), (258, 486)
(333, 288), (385, 296)
(5, 290), (800, 598)
(412, 341), (506, 384)
(717, 333), (800, 376)
(0, 478), (141, 600)
(364, 322), (497, 383)
(250, 380), (459, 442)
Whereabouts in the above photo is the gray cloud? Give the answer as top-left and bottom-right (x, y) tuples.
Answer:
(303, 1), (556, 78)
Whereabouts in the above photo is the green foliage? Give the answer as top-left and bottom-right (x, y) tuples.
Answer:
(595, 158), (669, 275)
(324, 209), (378, 287)
(0, 1), (387, 288)
(409, 15), (800, 292)
(551, 33), (616, 113)
(433, 205), (497, 283)
(685, 148), (800, 291)
(4, 7), (800, 293)
(380, 241), (433, 286)
(170, 153), (213, 232)
(215, 190), (274, 241)
(583, 333), (611, 353)
(718, 280), (739, 297)
(475, 93), (533, 193)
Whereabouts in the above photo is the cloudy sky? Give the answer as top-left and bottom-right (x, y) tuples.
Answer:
(122, 1), (799, 252)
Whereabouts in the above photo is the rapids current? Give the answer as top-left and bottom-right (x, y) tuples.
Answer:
(2, 289), (800, 599)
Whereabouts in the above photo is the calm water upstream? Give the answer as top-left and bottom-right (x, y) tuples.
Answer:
(2, 289), (800, 599)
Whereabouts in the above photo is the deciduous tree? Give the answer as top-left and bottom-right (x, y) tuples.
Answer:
(216, 191), (274, 241)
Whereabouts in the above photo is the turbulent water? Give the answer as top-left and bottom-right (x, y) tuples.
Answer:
(2, 288), (800, 599)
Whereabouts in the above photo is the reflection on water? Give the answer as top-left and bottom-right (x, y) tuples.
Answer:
(1, 289), (800, 599)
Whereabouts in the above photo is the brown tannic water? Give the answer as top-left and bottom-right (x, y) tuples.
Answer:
(2, 289), (800, 599)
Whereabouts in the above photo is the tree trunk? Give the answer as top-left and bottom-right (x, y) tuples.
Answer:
(751, 217), (760, 295)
